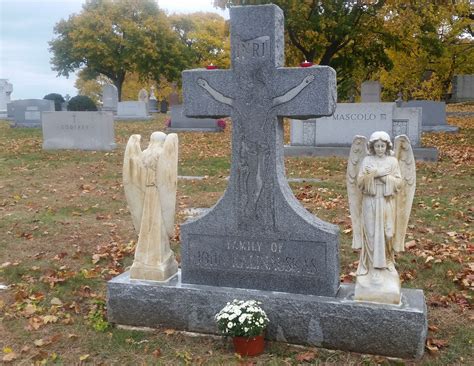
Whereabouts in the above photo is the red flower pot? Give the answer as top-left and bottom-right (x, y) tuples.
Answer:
(232, 335), (265, 357)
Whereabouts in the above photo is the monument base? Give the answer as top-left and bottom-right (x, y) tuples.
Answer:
(107, 270), (427, 359)
(354, 269), (401, 305)
(114, 116), (152, 121)
(130, 256), (178, 282)
(422, 125), (459, 133)
(284, 145), (438, 161)
(167, 127), (222, 133)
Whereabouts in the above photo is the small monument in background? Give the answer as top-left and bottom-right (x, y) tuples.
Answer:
(102, 84), (118, 113)
(361, 80), (381, 102)
(0, 79), (13, 118)
(148, 86), (159, 113)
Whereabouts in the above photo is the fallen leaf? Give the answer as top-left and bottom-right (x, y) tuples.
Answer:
(405, 240), (416, 249)
(79, 354), (90, 361)
(2, 352), (18, 362)
(295, 351), (317, 362)
(50, 297), (63, 306)
(164, 329), (175, 336)
(42, 315), (58, 324)
(152, 348), (162, 358)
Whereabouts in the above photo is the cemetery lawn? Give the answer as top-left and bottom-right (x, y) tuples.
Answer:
(1, 106), (472, 365)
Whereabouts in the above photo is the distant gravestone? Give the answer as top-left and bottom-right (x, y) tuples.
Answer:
(10, 99), (54, 127)
(160, 99), (168, 113)
(0, 79), (13, 117)
(42, 111), (116, 151)
(108, 5), (427, 359)
(361, 81), (381, 102)
(288, 102), (438, 160)
(102, 84), (118, 112)
(148, 86), (159, 113)
(116, 101), (151, 120)
(451, 75), (474, 102)
(168, 105), (220, 132)
(401, 100), (457, 132)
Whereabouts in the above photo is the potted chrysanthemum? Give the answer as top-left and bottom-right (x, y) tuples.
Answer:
(215, 299), (269, 356)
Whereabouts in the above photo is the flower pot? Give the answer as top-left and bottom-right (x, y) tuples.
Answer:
(232, 335), (265, 357)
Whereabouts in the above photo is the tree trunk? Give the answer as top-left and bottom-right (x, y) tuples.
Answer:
(114, 72), (126, 101)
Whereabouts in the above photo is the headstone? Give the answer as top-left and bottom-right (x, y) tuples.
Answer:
(361, 81), (381, 102)
(0, 79), (13, 117)
(160, 99), (168, 113)
(288, 102), (438, 161)
(148, 86), (159, 113)
(138, 88), (148, 102)
(451, 74), (474, 102)
(102, 84), (118, 112)
(401, 100), (456, 132)
(168, 105), (220, 132)
(116, 101), (151, 120)
(61, 94), (71, 111)
(9, 99), (55, 127)
(107, 5), (427, 359)
(42, 111), (116, 150)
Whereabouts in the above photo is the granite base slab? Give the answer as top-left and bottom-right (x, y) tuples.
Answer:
(107, 271), (427, 359)
(167, 127), (222, 133)
(422, 125), (459, 133)
(284, 145), (438, 161)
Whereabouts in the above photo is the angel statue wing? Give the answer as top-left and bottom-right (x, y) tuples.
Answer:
(393, 135), (416, 252)
(123, 134), (147, 232)
(346, 135), (367, 249)
(156, 133), (178, 238)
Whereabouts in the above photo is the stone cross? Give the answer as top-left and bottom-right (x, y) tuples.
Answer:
(181, 4), (339, 296)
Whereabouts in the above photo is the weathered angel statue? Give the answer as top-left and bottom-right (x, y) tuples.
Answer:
(347, 131), (416, 304)
(123, 132), (179, 281)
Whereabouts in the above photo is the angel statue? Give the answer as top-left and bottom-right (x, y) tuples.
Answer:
(347, 131), (416, 304)
(123, 132), (179, 282)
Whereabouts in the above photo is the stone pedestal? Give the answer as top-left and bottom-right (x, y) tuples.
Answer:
(354, 269), (401, 305)
(107, 271), (427, 359)
(129, 255), (178, 282)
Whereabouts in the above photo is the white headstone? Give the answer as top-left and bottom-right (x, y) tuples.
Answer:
(116, 101), (151, 120)
(42, 111), (116, 150)
(290, 103), (422, 147)
(0, 79), (13, 116)
(102, 84), (118, 112)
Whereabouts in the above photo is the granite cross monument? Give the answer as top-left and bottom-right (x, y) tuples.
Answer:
(181, 4), (338, 296)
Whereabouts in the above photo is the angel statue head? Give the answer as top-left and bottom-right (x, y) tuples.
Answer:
(150, 131), (166, 145)
(368, 131), (393, 157)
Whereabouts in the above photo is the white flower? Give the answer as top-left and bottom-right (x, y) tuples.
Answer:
(228, 322), (234, 328)
(259, 318), (264, 324)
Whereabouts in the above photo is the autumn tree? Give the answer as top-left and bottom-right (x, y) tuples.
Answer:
(49, 0), (186, 100)
(214, 0), (394, 99)
(380, 0), (474, 101)
(170, 12), (230, 69)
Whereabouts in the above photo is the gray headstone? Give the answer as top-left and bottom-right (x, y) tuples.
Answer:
(102, 84), (118, 112)
(42, 111), (116, 151)
(181, 4), (339, 296)
(116, 101), (151, 120)
(10, 99), (54, 127)
(0, 79), (13, 116)
(451, 74), (474, 102)
(290, 102), (422, 147)
(160, 99), (168, 113)
(168, 105), (219, 132)
(361, 81), (381, 102)
(401, 100), (453, 132)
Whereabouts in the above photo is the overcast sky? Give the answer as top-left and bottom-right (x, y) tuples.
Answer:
(0, 0), (228, 100)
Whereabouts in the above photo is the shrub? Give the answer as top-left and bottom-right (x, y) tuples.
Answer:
(43, 93), (65, 111)
(67, 95), (98, 111)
